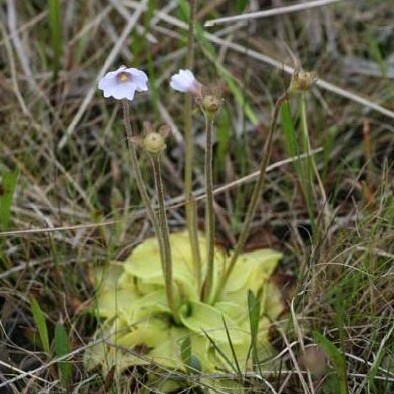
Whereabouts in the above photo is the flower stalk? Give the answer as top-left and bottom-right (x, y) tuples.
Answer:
(202, 114), (215, 302)
(122, 100), (160, 237)
(213, 92), (288, 302)
(148, 151), (179, 322)
(122, 100), (178, 322)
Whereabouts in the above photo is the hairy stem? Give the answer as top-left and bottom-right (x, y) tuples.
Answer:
(149, 153), (179, 322)
(185, 0), (196, 70)
(213, 92), (288, 302)
(122, 100), (178, 322)
(122, 100), (161, 238)
(184, 0), (202, 290)
(202, 116), (215, 303)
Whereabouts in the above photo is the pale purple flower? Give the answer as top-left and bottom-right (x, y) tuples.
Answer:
(170, 69), (201, 94)
(98, 66), (148, 101)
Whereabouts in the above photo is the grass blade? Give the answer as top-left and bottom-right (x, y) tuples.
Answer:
(48, 0), (62, 77)
(235, 0), (249, 12)
(216, 109), (230, 174)
(203, 329), (238, 374)
(313, 331), (349, 394)
(247, 290), (261, 345)
(221, 316), (242, 377)
(30, 296), (50, 354)
(248, 290), (263, 378)
(0, 169), (18, 231)
(280, 102), (299, 162)
(280, 97), (317, 234)
(367, 321), (394, 391)
(54, 322), (72, 387)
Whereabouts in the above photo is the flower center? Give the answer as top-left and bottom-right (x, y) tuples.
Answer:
(117, 71), (132, 83)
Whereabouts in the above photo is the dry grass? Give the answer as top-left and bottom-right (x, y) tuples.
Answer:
(0, 0), (393, 392)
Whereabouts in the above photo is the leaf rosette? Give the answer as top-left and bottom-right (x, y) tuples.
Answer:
(84, 232), (284, 391)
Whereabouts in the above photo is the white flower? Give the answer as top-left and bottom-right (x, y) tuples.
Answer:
(98, 66), (148, 101)
(170, 69), (200, 94)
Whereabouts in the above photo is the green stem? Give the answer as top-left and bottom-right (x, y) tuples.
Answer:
(149, 153), (179, 322)
(202, 116), (215, 302)
(122, 100), (161, 238)
(213, 92), (288, 302)
(184, 0), (202, 291)
(185, 0), (196, 70)
(189, 195), (202, 288)
(122, 100), (178, 322)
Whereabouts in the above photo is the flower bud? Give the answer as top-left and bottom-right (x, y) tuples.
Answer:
(289, 70), (317, 94)
(202, 95), (221, 117)
(143, 132), (166, 154)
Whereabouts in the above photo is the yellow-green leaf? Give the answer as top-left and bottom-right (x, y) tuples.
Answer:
(180, 301), (248, 344)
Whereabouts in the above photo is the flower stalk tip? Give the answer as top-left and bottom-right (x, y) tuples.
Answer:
(141, 123), (171, 155)
(289, 69), (317, 94)
(201, 95), (222, 118)
(143, 132), (166, 154)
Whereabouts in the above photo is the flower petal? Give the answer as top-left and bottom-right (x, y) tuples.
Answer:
(103, 82), (136, 101)
(98, 74), (116, 90)
(170, 68), (199, 93)
(127, 68), (149, 92)
(169, 78), (187, 92)
(98, 66), (148, 101)
(180, 69), (194, 80)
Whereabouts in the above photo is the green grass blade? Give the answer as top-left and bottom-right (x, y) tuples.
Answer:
(247, 290), (263, 376)
(235, 0), (249, 12)
(281, 96), (319, 234)
(313, 331), (349, 394)
(280, 101), (298, 159)
(177, 0), (189, 22)
(299, 95), (317, 234)
(54, 322), (72, 386)
(279, 99), (304, 182)
(366, 32), (387, 78)
(216, 109), (230, 175)
(30, 296), (50, 354)
(222, 73), (258, 125)
(0, 169), (18, 231)
(48, 0), (62, 76)
(221, 316), (242, 377)
(367, 321), (394, 391)
(202, 329), (238, 374)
